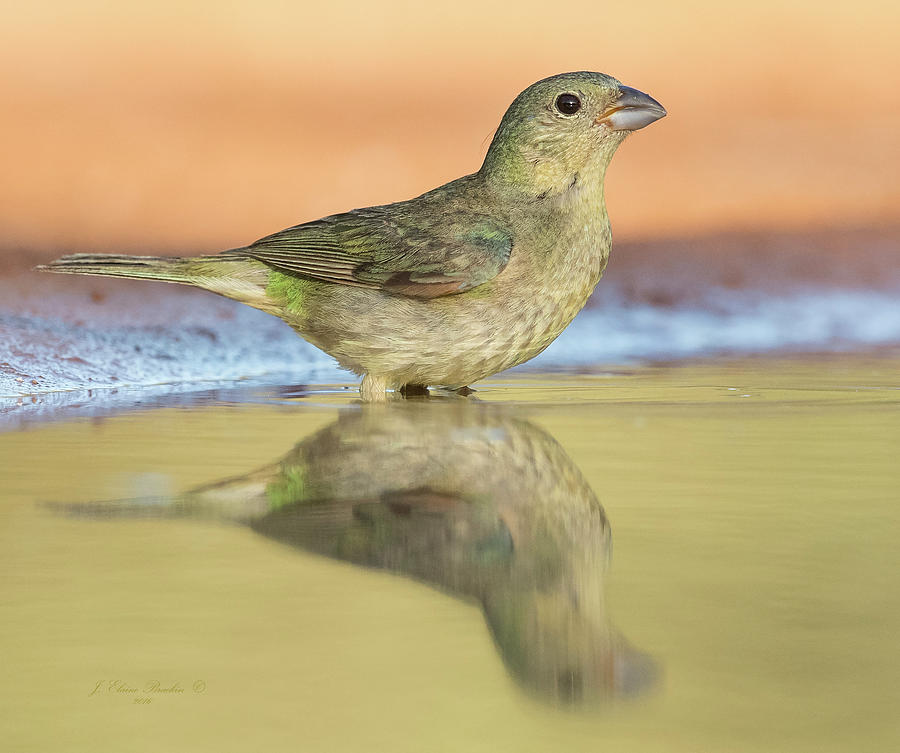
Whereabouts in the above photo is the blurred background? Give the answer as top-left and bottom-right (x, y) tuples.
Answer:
(2, 0), (898, 256)
(1, 0), (899, 399)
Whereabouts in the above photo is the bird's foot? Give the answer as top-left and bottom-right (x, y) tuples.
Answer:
(359, 374), (390, 403)
(399, 383), (430, 398)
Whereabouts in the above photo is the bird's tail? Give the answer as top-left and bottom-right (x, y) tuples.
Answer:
(36, 253), (216, 284)
(35, 252), (274, 307)
(43, 464), (280, 524)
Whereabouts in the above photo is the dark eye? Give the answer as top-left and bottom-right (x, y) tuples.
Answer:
(555, 93), (581, 115)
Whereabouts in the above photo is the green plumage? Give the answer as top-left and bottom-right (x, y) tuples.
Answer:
(37, 71), (666, 400)
(249, 204), (512, 297)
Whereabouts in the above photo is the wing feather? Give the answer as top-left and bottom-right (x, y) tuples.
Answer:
(242, 205), (512, 299)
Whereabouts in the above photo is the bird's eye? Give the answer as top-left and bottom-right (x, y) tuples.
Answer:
(555, 93), (581, 115)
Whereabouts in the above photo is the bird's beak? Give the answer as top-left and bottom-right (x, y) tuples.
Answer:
(597, 86), (667, 131)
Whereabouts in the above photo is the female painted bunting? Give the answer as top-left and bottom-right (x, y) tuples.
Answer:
(39, 71), (665, 400)
(49, 401), (658, 704)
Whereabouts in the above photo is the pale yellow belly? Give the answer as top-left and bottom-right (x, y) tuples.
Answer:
(281, 272), (597, 388)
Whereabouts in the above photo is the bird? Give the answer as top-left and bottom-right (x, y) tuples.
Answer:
(37, 71), (666, 401)
(48, 400), (659, 704)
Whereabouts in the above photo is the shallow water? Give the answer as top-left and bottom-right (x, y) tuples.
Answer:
(2, 356), (899, 751)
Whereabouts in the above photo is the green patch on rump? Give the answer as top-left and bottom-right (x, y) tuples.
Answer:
(266, 272), (315, 315)
(265, 467), (308, 510)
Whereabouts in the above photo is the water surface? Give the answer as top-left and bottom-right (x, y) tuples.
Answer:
(2, 357), (898, 751)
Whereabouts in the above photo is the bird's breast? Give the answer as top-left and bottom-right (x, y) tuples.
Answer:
(472, 203), (611, 372)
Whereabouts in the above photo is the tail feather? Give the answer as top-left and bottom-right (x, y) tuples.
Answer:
(35, 252), (275, 308)
(36, 253), (207, 284)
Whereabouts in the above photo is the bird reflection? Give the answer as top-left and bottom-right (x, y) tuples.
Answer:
(53, 400), (658, 705)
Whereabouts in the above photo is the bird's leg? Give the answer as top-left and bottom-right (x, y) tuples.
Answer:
(359, 374), (389, 403)
(399, 383), (430, 398)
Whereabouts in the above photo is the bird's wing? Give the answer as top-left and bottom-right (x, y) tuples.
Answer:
(250, 487), (514, 573)
(242, 206), (512, 299)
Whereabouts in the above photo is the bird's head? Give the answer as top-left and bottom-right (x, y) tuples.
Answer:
(480, 71), (666, 199)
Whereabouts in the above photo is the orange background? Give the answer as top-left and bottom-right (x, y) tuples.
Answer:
(2, 0), (898, 256)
